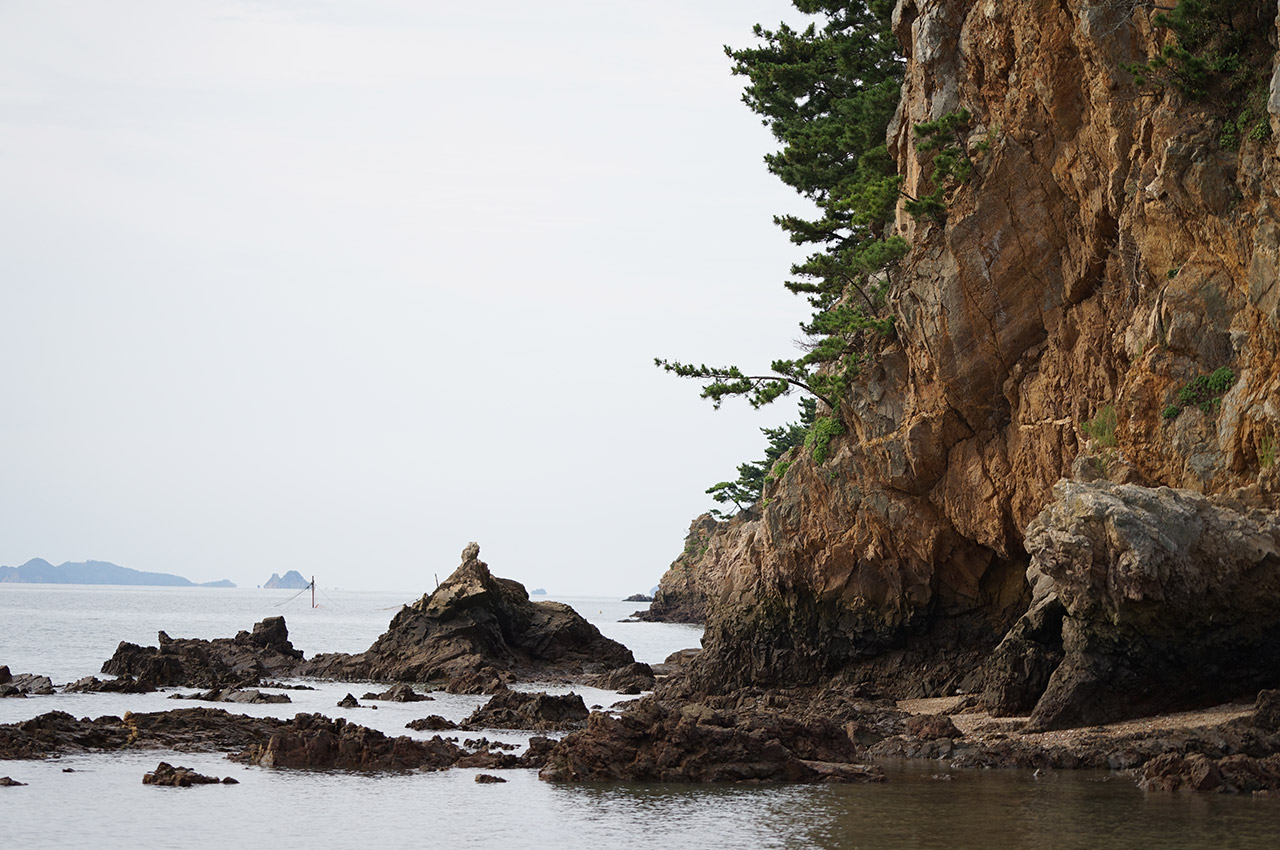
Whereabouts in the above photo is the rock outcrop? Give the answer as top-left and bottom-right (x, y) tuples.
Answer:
(554, 0), (1280, 782)
(142, 762), (237, 787)
(634, 0), (1280, 712)
(634, 514), (730, 623)
(301, 544), (633, 684)
(985, 482), (1280, 730)
(462, 691), (591, 731)
(167, 688), (292, 705)
(233, 714), (466, 771)
(0, 669), (54, 697)
(100, 616), (304, 690)
(540, 689), (893, 784)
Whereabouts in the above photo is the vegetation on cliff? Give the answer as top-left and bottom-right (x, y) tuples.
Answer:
(657, 0), (905, 414)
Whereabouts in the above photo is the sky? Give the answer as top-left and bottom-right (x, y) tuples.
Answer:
(0, 0), (822, 596)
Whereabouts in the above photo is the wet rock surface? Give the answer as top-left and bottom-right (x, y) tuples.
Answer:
(300, 544), (633, 686)
(463, 690), (590, 731)
(143, 761), (237, 787)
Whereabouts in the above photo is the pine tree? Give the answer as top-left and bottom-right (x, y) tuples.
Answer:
(658, 1), (906, 413)
(706, 399), (817, 516)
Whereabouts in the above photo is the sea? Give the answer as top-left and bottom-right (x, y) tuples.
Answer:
(1, 584), (1277, 849)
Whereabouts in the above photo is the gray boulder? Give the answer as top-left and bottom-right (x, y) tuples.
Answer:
(985, 481), (1280, 730)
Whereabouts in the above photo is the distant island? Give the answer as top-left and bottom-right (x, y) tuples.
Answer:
(530, 587), (547, 596)
(0, 558), (235, 588)
(263, 570), (310, 590)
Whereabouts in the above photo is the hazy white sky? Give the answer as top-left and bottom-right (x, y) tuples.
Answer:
(1, 0), (822, 596)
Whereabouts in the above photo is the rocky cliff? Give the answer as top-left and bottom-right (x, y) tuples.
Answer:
(644, 0), (1280, 719)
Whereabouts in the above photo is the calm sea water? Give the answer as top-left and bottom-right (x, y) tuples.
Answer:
(1, 585), (1277, 849)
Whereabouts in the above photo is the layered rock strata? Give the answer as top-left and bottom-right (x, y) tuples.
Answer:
(639, 0), (1280, 709)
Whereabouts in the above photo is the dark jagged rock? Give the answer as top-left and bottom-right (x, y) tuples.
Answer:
(521, 736), (557, 769)
(444, 667), (510, 695)
(590, 663), (656, 694)
(168, 688), (292, 704)
(1, 776), (27, 786)
(232, 713), (465, 771)
(0, 672), (54, 697)
(985, 483), (1280, 731)
(405, 715), (458, 732)
(263, 570), (310, 590)
(64, 676), (152, 694)
(0, 709), (290, 759)
(474, 773), (507, 783)
(362, 683), (432, 703)
(301, 544), (633, 686)
(336, 694), (360, 709)
(99, 616), (305, 690)
(142, 762), (228, 787)
(0, 666), (9, 684)
(463, 691), (590, 731)
(1138, 752), (1280, 794)
(541, 691), (888, 784)
(904, 714), (960, 741)
(633, 514), (724, 624)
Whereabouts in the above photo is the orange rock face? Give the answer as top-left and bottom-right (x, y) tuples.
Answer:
(657, 0), (1280, 700)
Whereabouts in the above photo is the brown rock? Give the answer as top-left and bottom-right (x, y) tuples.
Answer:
(142, 762), (225, 787)
(405, 715), (458, 732)
(300, 544), (633, 686)
(99, 616), (304, 689)
(362, 683), (432, 702)
(591, 663), (657, 693)
(463, 690), (590, 731)
(234, 713), (465, 771)
(904, 714), (960, 741)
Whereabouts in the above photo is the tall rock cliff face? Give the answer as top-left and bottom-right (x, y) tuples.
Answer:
(663, 0), (1280, 712)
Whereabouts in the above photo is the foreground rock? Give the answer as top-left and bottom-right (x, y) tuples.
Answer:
(984, 483), (1280, 730)
(1, 776), (27, 786)
(541, 689), (894, 784)
(463, 691), (590, 731)
(301, 544), (633, 686)
(99, 616), (304, 690)
(143, 762), (238, 787)
(64, 676), (153, 694)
